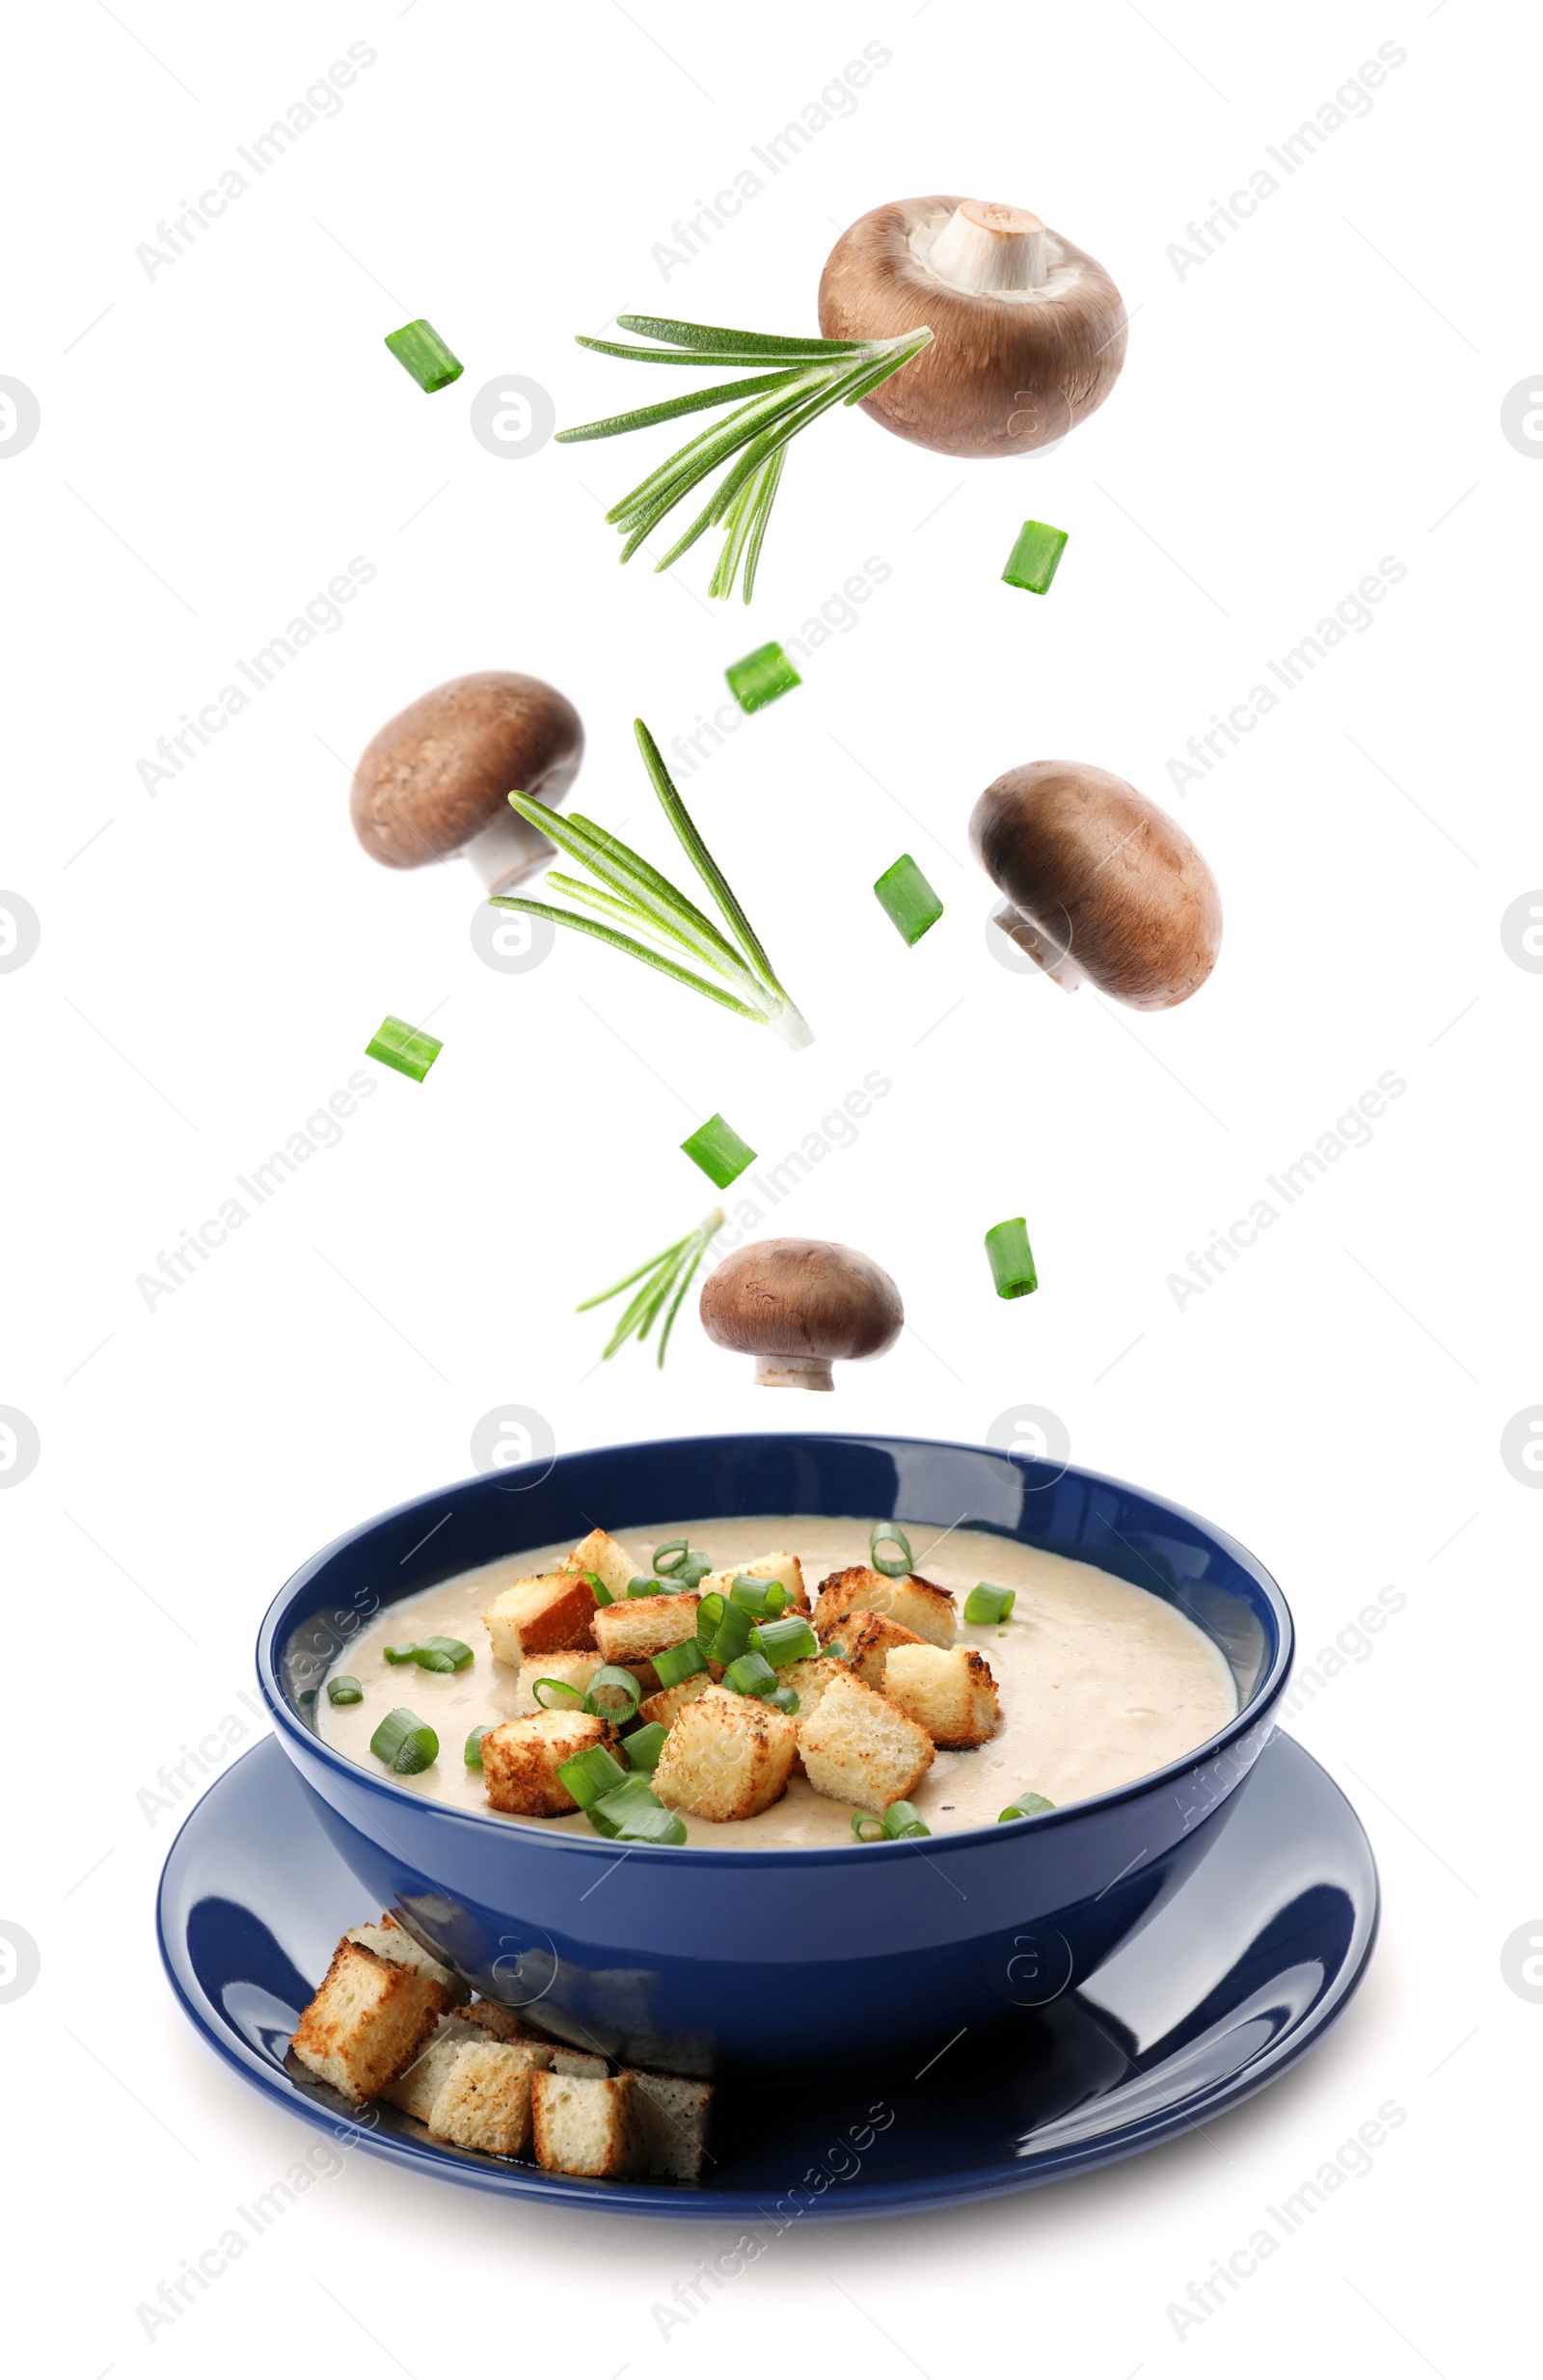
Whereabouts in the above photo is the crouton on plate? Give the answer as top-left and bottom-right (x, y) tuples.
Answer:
(817, 1609), (926, 1690)
(796, 1670), (934, 1810)
(380, 2014), (485, 2121)
(462, 1998), (544, 2044)
(428, 2042), (545, 2155)
(627, 2069), (714, 2180)
(564, 1527), (638, 1603)
(653, 1684), (798, 1823)
(344, 1914), (468, 2002)
(814, 1566), (957, 1648)
(883, 1642), (1001, 1747)
(291, 1936), (447, 2104)
(483, 1571), (598, 1665)
(531, 2069), (639, 2177)
(481, 1711), (619, 1816)
(593, 1593), (701, 1664)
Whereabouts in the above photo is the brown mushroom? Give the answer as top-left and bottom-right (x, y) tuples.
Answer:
(818, 196), (1126, 458)
(350, 671), (583, 893)
(699, 1239), (904, 1391)
(972, 761), (1222, 1010)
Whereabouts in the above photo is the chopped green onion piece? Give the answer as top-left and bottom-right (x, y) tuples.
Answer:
(383, 1643), (417, 1664)
(532, 1676), (589, 1712)
(869, 1523), (913, 1579)
(368, 1707), (439, 1774)
(592, 1777), (688, 1844)
(326, 1676), (363, 1705)
(728, 1575), (787, 1617)
(652, 1636), (708, 1690)
(653, 1537), (691, 1576)
(624, 1721), (668, 1771)
(586, 1664), (642, 1722)
(708, 1600), (753, 1666)
(999, 1790), (1056, 1822)
(752, 1614), (819, 1667)
(852, 1811), (885, 1842)
(986, 1216), (1038, 1300)
(963, 1583), (1016, 1625)
(681, 1112), (756, 1189)
(722, 1650), (778, 1697)
(413, 1636), (473, 1673)
(557, 1742), (630, 1810)
(767, 1685), (799, 1717)
(725, 640), (801, 713)
(365, 1014), (443, 1083)
(695, 1591), (726, 1645)
(298, 1688), (317, 1705)
(628, 1575), (662, 1597)
(873, 853), (944, 948)
(384, 317), (464, 392)
(464, 1724), (492, 1769)
(1001, 518), (1069, 595)
(882, 1800), (930, 1839)
(580, 1568), (614, 1607)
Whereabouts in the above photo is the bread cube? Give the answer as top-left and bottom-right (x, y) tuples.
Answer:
(511, 1651), (601, 1716)
(564, 1527), (638, 1602)
(291, 1936), (447, 2104)
(380, 2014), (484, 2121)
(814, 1565), (957, 1648)
(797, 1670), (934, 1811)
(462, 1998), (552, 2047)
(592, 1593), (700, 1665)
(883, 1643), (1001, 1747)
(627, 2069), (714, 2180)
(531, 2069), (639, 2177)
(777, 1655), (849, 1724)
(344, 1913), (468, 2003)
(551, 2048), (608, 2076)
(652, 1684), (797, 1823)
(483, 1571), (598, 1665)
(638, 1671), (713, 1731)
(698, 1550), (808, 1614)
(428, 2042), (547, 2155)
(817, 1609), (926, 1691)
(481, 1711), (619, 1816)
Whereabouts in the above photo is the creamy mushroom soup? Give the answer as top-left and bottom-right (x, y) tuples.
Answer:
(315, 1517), (1238, 1847)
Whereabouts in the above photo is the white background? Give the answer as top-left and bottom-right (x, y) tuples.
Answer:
(3, 0), (1536, 2370)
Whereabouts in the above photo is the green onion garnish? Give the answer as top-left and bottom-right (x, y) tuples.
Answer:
(652, 1636), (708, 1690)
(869, 1523), (913, 1579)
(624, 1721), (668, 1771)
(963, 1584), (1015, 1625)
(1001, 518), (1069, 596)
(725, 641), (801, 713)
(695, 1592), (726, 1649)
(369, 1708), (439, 1775)
(873, 854), (943, 949)
(985, 1217), (1038, 1300)
(384, 317), (464, 393)
(464, 1724), (492, 1768)
(722, 1650), (779, 1697)
(728, 1576), (787, 1617)
(767, 1686), (800, 1717)
(681, 1112), (756, 1190)
(655, 1538), (713, 1589)
(852, 1811), (884, 1842)
(999, 1791), (1056, 1822)
(555, 313), (934, 603)
(882, 1801), (930, 1838)
(751, 1614), (819, 1667)
(556, 1743), (630, 1810)
(365, 1014), (443, 1083)
(412, 1636), (474, 1673)
(532, 1676), (589, 1712)
(585, 1664), (642, 1723)
(490, 721), (812, 1048)
(326, 1676), (363, 1705)
(591, 1776), (688, 1845)
(580, 1568), (614, 1607)
(383, 1643), (417, 1664)
(578, 1204), (724, 1368)
(707, 1600), (753, 1667)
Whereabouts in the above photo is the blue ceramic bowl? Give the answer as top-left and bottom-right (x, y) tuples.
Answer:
(258, 1434), (1292, 2076)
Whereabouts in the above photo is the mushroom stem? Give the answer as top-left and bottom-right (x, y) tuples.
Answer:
(754, 1354), (835, 1392)
(928, 201), (1049, 295)
(989, 899), (1086, 992)
(462, 804), (557, 895)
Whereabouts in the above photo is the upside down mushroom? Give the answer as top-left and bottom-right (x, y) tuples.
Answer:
(699, 1239), (903, 1391)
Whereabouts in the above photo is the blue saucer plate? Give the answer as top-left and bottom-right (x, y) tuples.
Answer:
(157, 1729), (1376, 2220)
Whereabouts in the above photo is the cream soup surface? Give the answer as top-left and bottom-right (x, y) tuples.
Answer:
(315, 1516), (1238, 1846)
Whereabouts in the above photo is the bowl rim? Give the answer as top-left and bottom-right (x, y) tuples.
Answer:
(257, 1430), (1294, 1866)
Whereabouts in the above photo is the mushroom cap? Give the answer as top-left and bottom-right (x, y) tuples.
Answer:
(350, 671), (582, 871)
(699, 1239), (904, 1366)
(817, 195), (1126, 458)
(971, 761), (1222, 1010)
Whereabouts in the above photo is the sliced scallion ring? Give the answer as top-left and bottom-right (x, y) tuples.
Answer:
(882, 1800), (930, 1839)
(751, 1614), (818, 1667)
(368, 1708), (439, 1775)
(998, 1790), (1055, 1823)
(707, 1600), (752, 1667)
(852, 1811), (885, 1843)
(383, 1643), (418, 1665)
(557, 1743), (630, 1810)
(623, 1721), (667, 1771)
(729, 1575), (787, 1617)
(767, 1685), (799, 1717)
(412, 1635), (474, 1673)
(869, 1523), (913, 1579)
(585, 1664), (642, 1722)
(722, 1650), (778, 1697)
(963, 1584), (1015, 1625)
(532, 1676), (589, 1712)
(580, 1568), (615, 1608)
(464, 1724), (492, 1768)
(652, 1636), (708, 1690)
(326, 1676), (364, 1705)
(695, 1591), (726, 1646)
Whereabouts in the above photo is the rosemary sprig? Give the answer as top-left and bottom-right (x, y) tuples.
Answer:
(556, 313), (933, 602)
(490, 719), (813, 1049)
(579, 1206), (725, 1366)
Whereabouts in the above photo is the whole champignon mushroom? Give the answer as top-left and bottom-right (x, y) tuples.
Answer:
(817, 196), (1126, 458)
(350, 671), (582, 894)
(699, 1239), (903, 1392)
(972, 761), (1222, 1010)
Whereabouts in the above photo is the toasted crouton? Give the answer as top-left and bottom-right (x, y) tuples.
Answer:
(883, 1642), (1001, 1747)
(428, 2042), (547, 2155)
(627, 2069), (714, 2180)
(817, 1609), (926, 1690)
(531, 2069), (639, 2177)
(563, 1527), (638, 1602)
(797, 1670), (934, 1811)
(344, 1915), (468, 2003)
(291, 1937), (447, 2105)
(511, 1651), (601, 1715)
(462, 1998), (551, 2046)
(814, 1565), (957, 1649)
(483, 1571), (598, 1665)
(379, 2014), (484, 2121)
(592, 1593), (700, 1664)
(697, 1550), (808, 1614)
(551, 2048), (608, 2076)
(638, 1671), (713, 1730)
(653, 1684), (798, 1823)
(481, 1711), (619, 1815)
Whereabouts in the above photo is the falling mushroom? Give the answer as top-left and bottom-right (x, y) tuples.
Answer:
(699, 1239), (904, 1391)
(972, 760), (1222, 1010)
(350, 671), (583, 894)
